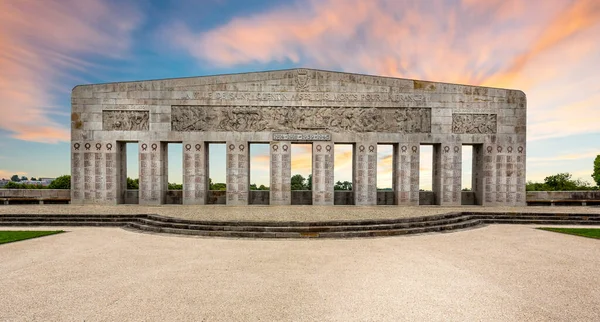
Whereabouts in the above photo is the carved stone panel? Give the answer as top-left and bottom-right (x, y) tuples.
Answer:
(452, 114), (497, 134)
(102, 110), (149, 131)
(172, 106), (431, 133)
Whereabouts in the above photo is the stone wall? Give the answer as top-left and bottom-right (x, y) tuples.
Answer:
(72, 68), (526, 206)
(0, 189), (71, 204)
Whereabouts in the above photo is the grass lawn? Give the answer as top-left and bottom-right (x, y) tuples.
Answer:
(0, 230), (64, 245)
(538, 228), (600, 240)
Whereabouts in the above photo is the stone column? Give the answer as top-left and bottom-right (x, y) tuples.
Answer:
(114, 141), (127, 205)
(226, 141), (249, 206)
(103, 141), (119, 205)
(395, 143), (420, 206)
(312, 142), (334, 205)
(71, 141), (84, 204)
(139, 141), (167, 205)
(432, 143), (462, 206)
(354, 143), (377, 206)
(270, 141), (291, 205)
(182, 141), (207, 205)
(481, 143), (497, 206)
(471, 144), (484, 205)
(72, 141), (118, 205)
(486, 141), (527, 206)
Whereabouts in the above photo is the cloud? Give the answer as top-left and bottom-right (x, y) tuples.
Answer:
(291, 144), (313, 175)
(528, 150), (600, 163)
(0, 0), (141, 143)
(0, 170), (28, 180)
(170, 0), (600, 141)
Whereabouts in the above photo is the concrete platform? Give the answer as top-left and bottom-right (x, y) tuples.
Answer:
(1, 205), (600, 222)
(0, 225), (598, 321)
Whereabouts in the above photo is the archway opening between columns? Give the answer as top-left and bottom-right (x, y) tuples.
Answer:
(249, 143), (270, 205)
(207, 143), (226, 205)
(291, 143), (312, 205)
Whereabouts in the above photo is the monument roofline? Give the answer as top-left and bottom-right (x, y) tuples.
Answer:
(72, 67), (526, 95)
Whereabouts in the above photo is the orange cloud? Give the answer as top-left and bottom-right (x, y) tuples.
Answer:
(171, 0), (600, 141)
(481, 0), (600, 88)
(291, 144), (313, 175)
(0, 0), (141, 143)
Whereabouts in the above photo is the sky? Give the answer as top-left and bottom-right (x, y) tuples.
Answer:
(0, 0), (599, 189)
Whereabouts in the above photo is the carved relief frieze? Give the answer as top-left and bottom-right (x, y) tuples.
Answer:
(102, 110), (149, 131)
(452, 113), (497, 134)
(172, 106), (431, 133)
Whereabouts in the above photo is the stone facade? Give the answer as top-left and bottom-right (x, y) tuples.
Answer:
(71, 68), (527, 206)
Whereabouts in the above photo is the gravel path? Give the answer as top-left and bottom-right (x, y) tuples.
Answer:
(0, 225), (598, 321)
(1, 204), (599, 222)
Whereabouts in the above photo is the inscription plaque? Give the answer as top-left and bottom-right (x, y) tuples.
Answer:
(273, 133), (331, 141)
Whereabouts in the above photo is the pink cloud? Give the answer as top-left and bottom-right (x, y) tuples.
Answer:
(171, 0), (600, 141)
(0, 0), (141, 143)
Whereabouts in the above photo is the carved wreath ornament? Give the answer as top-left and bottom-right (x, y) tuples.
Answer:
(295, 69), (310, 92)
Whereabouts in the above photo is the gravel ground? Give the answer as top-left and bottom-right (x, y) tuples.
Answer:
(1, 204), (600, 221)
(0, 225), (598, 321)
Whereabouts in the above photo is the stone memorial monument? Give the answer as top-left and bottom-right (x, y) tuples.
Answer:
(71, 68), (526, 206)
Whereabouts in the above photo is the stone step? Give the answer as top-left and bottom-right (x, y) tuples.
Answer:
(134, 215), (475, 233)
(0, 221), (125, 227)
(479, 219), (600, 225)
(0, 217), (136, 222)
(143, 212), (466, 227)
(127, 219), (483, 238)
(472, 215), (600, 221)
(465, 212), (600, 218)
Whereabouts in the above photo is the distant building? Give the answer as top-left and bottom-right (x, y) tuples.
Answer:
(0, 179), (9, 188)
(39, 178), (56, 186)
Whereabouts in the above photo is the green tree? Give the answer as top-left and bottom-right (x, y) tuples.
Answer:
(21, 176), (27, 181)
(5, 181), (22, 189)
(258, 184), (268, 190)
(592, 155), (600, 187)
(168, 183), (182, 190)
(306, 174), (312, 191)
(209, 178), (226, 191)
(291, 174), (306, 190)
(30, 177), (37, 181)
(526, 181), (548, 191)
(526, 172), (593, 191)
(334, 181), (352, 190)
(127, 177), (139, 189)
(544, 173), (580, 191)
(48, 175), (71, 189)
(10, 175), (20, 182)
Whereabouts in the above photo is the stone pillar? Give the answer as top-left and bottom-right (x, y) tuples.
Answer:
(183, 141), (207, 205)
(354, 143), (377, 205)
(471, 144), (484, 206)
(226, 141), (249, 206)
(103, 141), (119, 205)
(71, 141), (84, 204)
(485, 141), (527, 206)
(395, 143), (420, 206)
(270, 141), (291, 205)
(481, 143), (497, 206)
(312, 142), (334, 205)
(72, 141), (118, 205)
(115, 141), (127, 205)
(432, 143), (462, 206)
(139, 141), (167, 205)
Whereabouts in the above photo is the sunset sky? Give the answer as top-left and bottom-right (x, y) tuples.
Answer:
(0, 0), (599, 189)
